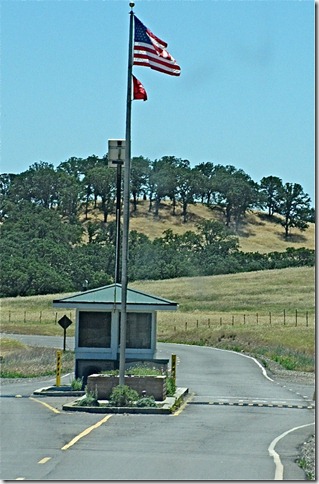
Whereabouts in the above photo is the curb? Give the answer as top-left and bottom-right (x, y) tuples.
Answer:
(33, 386), (85, 397)
(61, 387), (189, 414)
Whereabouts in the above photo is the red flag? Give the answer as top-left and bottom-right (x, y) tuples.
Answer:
(133, 75), (147, 101)
(133, 15), (181, 76)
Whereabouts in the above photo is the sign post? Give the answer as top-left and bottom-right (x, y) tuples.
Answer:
(58, 315), (73, 351)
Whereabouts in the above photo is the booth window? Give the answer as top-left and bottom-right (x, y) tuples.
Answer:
(78, 312), (111, 348)
(126, 313), (152, 349)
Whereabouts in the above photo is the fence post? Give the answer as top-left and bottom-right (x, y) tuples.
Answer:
(269, 312), (271, 325)
(232, 315), (234, 326)
(295, 309), (298, 327)
(256, 313), (258, 325)
(208, 318), (210, 328)
(220, 317), (222, 326)
(196, 320), (199, 329)
(24, 311), (26, 323)
(244, 314), (246, 324)
(185, 321), (187, 330)
(283, 309), (286, 326)
(306, 311), (308, 327)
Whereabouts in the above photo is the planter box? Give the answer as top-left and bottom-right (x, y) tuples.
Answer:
(87, 374), (167, 401)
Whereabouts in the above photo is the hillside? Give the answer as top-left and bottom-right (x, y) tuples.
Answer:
(82, 200), (315, 253)
(2, 266), (314, 313)
(132, 266), (315, 314)
(1, 266), (314, 336)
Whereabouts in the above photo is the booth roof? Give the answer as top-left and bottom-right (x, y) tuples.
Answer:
(52, 283), (178, 311)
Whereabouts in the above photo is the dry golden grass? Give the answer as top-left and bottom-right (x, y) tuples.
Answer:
(131, 266), (315, 314)
(0, 344), (74, 378)
(0, 267), (314, 372)
(1, 292), (76, 336)
(82, 200), (314, 253)
(1, 266), (313, 334)
(236, 212), (315, 253)
(0, 338), (27, 356)
(136, 266), (315, 371)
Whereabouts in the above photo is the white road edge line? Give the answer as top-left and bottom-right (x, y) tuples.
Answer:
(162, 343), (274, 381)
(213, 347), (274, 381)
(268, 422), (314, 480)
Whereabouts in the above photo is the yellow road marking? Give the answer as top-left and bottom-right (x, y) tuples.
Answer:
(29, 397), (60, 414)
(38, 457), (51, 464)
(61, 414), (112, 451)
(173, 393), (194, 416)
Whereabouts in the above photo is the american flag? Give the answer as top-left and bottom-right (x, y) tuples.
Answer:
(133, 15), (181, 76)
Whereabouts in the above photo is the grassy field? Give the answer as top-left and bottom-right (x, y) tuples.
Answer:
(0, 266), (315, 373)
(136, 267), (315, 372)
(83, 201), (315, 253)
(0, 338), (74, 378)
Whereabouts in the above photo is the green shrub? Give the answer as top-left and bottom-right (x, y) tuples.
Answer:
(71, 377), (83, 390)
(127, 364), (162, 376)
(135, 396), (158, 407)
(101, 365), (162, 377)
(109, 385), (139, 407)
(166, 377), (176, 396)
(77, 386), (99, 406)
(273, 354), (297, 371)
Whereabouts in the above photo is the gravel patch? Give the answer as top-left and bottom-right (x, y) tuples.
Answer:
(298, 434), (315, 480)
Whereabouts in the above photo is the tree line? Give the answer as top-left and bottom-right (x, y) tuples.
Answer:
(0, 155), (314, 297)
(1, 155), (314, 234)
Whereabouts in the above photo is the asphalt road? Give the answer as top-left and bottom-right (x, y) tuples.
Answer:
(0, 335), (315, 480)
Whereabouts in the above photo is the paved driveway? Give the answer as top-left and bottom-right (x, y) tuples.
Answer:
(0, 335), (314, 480)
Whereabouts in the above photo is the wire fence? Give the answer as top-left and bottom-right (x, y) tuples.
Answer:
(165, 310), (315, 331)
(1, 308), (315, 328)
(2, 309), (76, 326)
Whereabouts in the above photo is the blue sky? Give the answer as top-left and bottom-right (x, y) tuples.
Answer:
(1, 0), (315, 204)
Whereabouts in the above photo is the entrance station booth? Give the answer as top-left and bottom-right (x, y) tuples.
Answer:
(53, 283), (178, 382)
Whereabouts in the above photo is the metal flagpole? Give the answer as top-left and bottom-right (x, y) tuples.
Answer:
(119, 2), (134, 386)
(115, 161), (122, 284)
